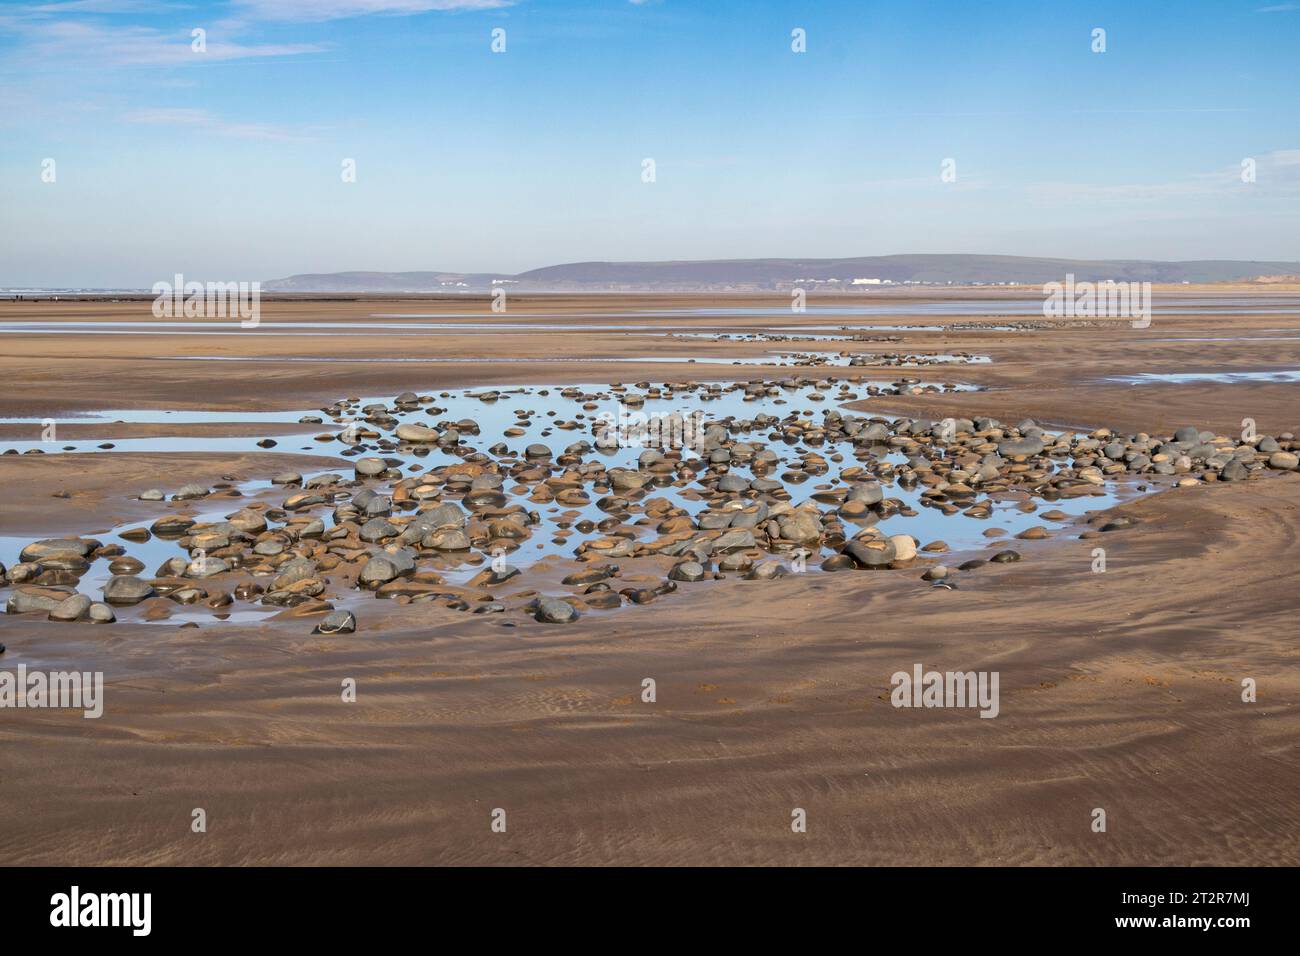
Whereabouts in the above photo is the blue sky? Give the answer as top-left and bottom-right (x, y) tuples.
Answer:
(2, 0), (1298, 286)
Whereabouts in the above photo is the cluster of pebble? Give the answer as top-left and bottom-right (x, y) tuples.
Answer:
(712, 351), (987, 368)
(843, 352), (986, 367)
(943, 319), (1129, 331)
(3, 380), (1296, 632)
(673, 332), (904, 344)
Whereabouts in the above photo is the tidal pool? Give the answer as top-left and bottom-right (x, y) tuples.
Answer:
(2, 375), (1134, 628)
(1107, 370), (1300, 385)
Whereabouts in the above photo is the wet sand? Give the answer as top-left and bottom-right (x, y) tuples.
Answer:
(0, 452), (336, 537)
(1, 292), (1297, 865)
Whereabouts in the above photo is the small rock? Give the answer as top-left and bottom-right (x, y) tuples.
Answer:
(88, 602), (116, 623)
(844, 538), (896, 569)
(583, 590), (622, 610)
(744, 560), (787, 580)
(1220, 460), (1248, 481)
(315, 610), (357, 634)
(562, 565), (618, 586)
(997, 437), (1045, 458)
(48, 593), (93, 622)
(888, 534), (918, 562)
(395, 423), (440, 443)
(820, 554), (856, 572)
(534, 596), (579, 623)
(151, 515), (195, 537)
(185, 555), (230, 578)
(668, 560), (706, 582)
(103, 575), (156, 605)
(468, 565), (520, 587)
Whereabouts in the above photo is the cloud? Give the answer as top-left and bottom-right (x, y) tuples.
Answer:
(14, 21), (325, 66)
(124, 106), (315, 141)
(0, 0), (499, 64)
(1263, 149), (1300, 166)
(1256, 3), (1300, 11)
(233, 0), (515, 21)
(0, 0), (179, 24)
(1023, 149), (1300, 204)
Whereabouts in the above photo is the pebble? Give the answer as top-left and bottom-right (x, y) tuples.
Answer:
(48, 593), (93, 622)
(19, 538), (97, 563)
(102, 575), (156, 605)
(744, 560), (787, 580)
(844, 538), (896, 569)
(151, 515), (195, 537)
(534, 596), (579, 623)
(1220, 460), (1248, 481)
(395, 423), (440, 443)
(669, 560), (706, 582)
(315, 610), (357, 634)
(469, 565), (520, 586)
(185, 556), (230, 578)
(562, 565), (618, 586)
(88, 602), (116, 623)
(888, 534), (918, 562)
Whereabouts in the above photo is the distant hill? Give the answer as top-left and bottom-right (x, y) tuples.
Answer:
(263, 255), (1300, 293)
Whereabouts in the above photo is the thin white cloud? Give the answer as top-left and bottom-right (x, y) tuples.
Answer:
(16, 21), (325, 66)
(124, 106), (315, 141)
(0, 0), (179, 24)
(1256, 3), (1300, 12)
(1023, 149), (1300, 204)
(234, 0), (515, 21)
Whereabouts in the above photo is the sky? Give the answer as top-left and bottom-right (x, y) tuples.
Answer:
(1, 0), (1298, 287)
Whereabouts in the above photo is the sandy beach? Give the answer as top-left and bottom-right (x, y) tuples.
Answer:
(1, 292), (1297, 865)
